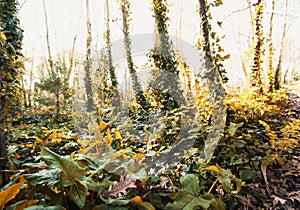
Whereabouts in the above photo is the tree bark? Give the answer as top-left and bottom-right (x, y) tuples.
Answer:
(250, 0), (263, 92)
(42, 0), (53, 72)
(84, 0), (95, 112)
(121, 0), (149, 109)
(105, 0), (120, 107)
(274, 0), (289, 90)
(198, 0), (226, 163)
(267, 0), (275, 92)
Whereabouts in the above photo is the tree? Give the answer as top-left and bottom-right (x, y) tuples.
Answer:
(250, 0), (264, 92)
(267, 0), (275, 92)
(84, 0), (95, 112)
(198, 0), (226, 162)
(274, 0), (289, 90)
(104, 0), (120, 107)
(149, 0), (184, 110)
(121, 0), (149, 109)
(0, 0), (23, 186)
(42, 0), (53, 72)
(35, 60), (71, 116)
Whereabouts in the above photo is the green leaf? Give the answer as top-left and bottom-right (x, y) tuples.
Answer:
(233, 139), (246, 148)
(228, 122), (243, 136)
(40, 147), (86, 186)
(92, 205), (128, 210)
(24, 205), (66, 210)
(184, 197), (212, 210)
(106, 199), (130, 206)
(69, 179), (88, 209)
(166, 191), (212, 210)
(23, 169), (61, 186)
(40, 148), (88, 208)
(239, 170), (257, 180)
(180, 174), (200, 196)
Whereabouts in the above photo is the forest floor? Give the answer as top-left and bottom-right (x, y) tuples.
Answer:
(264, 83), (300, 209)
(1, 85), (300, 209)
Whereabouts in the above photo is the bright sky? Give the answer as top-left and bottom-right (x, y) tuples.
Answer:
(18, 0), (300, 85)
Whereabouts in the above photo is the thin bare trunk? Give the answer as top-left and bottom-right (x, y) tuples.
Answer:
(69, 0), (82, 75)
(267, 0), (275, 92)
(21, 76), (27, 108)
(274, 0), (288, 90)
(42, 0), (53, 71)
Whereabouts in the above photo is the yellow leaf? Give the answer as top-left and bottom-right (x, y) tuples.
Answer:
(14, 59), (25, 70)
(0, 176), (25, 209)
(105, 128), (112, 146)
(94, 127), (101, 140)
(15, 200), (39, 210)
(133, 153), (146, 159)
(200, 165), (221, 174)
(114, 129), (123, 140)
(131, 196), (143, 205)
(131, 196), (155, 210)
(0, 31), (6, 43)
(99, 122), (109, 130)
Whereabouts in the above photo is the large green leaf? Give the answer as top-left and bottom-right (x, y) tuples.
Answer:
(180, 174), (200, 196)
(165, 191), (212, 210)
(24, 169), (61, 186)
(40, 147), (86, 186)
(69, 179), (88, 209)
(40, 147), (88, 208)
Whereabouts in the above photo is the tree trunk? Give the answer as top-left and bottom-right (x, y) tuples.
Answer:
(21, 76), (28, 109)
(267, 0), (275, 92)
(42, 0), (53, 72)
(56, 90), (60, 117)
(84, 0), (95, 112)
(0, 129), (9, 187)
(150, 0), (185, 110)
(274, 0), (288, 90)
(250, 0), (263, 92)
(121, 0), (149, 109)
(105, 0), (120, 107)
(198, 0), (226, 163)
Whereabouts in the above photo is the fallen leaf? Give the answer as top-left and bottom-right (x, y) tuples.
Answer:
(288, 191), (300, 202)
(261, 162), (268, 186)
(271, 195), (287, 205)
(0, 176), (25, 209)
(103, 176), (137, 198)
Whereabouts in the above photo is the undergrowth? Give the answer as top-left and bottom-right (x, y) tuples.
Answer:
(0, 90), (299, 209)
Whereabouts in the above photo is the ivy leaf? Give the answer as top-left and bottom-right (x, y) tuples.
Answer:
(228, 122), (243, 136)
(6, 199), (38, 210)
(92, 205), (128, 210)
(0, 176), (24, 209)
(200, 165), (244, 193)
(131, 196), (155, 210)
(165, 191), (212, 210)
(24, 169), (61, 186)
(69, 179), (88, 209)
(180, 174), (200, 196)
(0, 31), (7, 44)
(40, 147), (88, 208)
(40, 147), (86, 186)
